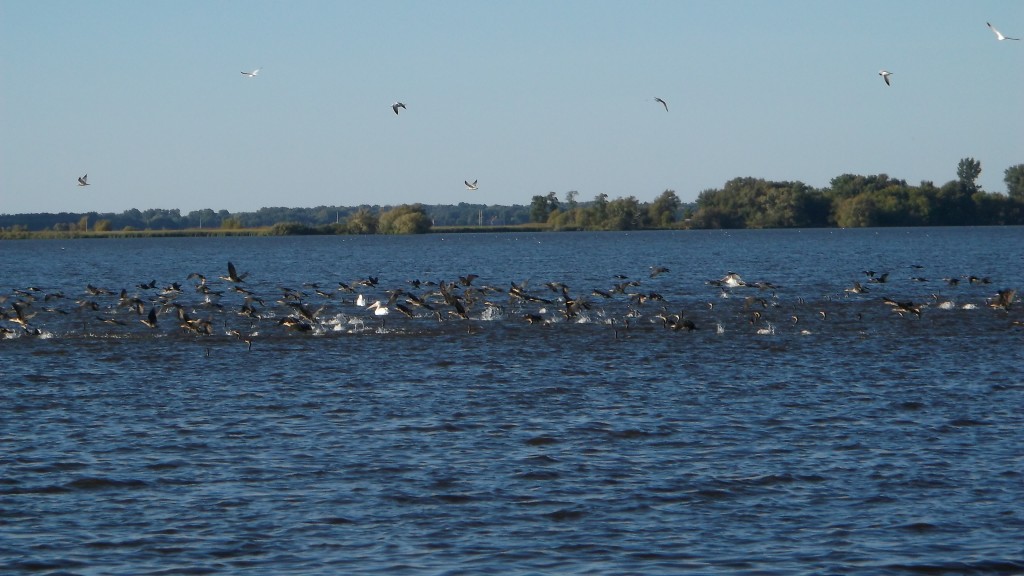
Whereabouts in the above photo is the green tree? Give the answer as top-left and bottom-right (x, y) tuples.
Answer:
(546, 191), (560, 214)
(378, 204), (431, 234)
(529, 195), (548, 223)
(346, 208), (378, 234)
(834, 195), (879, 228)
(605, 196), (644, 230)
(591, 193), (609, 228)
(1004, 164), (1024, 200)
(188, 208), (218, 228)
(957, 157), (982, 194)
(648, 190), (681, 228)
(565, 190), (578, 211)
(934, 181), (973, 225)
(529, 192), (559, 223)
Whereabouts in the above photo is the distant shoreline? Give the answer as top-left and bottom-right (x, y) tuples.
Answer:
(0, 224), (555, 240)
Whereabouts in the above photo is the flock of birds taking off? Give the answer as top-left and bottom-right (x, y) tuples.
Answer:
(69, 20), (1021, 193)
(2, 260), (1020, 349)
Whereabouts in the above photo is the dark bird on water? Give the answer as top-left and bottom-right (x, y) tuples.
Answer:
(141, 307), (158, 328)
(883, 297), (922, 318)
(219, 261), (249, 283)
(989, 289), (1016, 310)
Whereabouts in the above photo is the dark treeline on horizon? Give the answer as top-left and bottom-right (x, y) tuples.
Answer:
(2, 160), (1022, 235)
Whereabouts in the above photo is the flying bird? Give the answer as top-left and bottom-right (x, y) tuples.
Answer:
(654, 97), (668, 111)
(219, 261), (249, 283)
(392, 102), (407, 115)
(464, 180), (478, 190)
(241, 68), (261, 77)
(77, 174), (89, 186)
(987, 22), (1020, 41)
(141, 306), (159, 328)
(879, 70), (893, 86)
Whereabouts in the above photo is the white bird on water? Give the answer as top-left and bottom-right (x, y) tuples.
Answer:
(464, 180), (478, 191)
(241, 68), (261, 78)
(392, 102), (406, 115)
(77, 174), (89, 186)
(987, 22), (1020, 41)
(368, 300), (390, 316)
(879, 70), (893, 86)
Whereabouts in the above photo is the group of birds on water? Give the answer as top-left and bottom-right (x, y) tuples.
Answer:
(879, 22), (1017, 86)
(2, 260), (1020, 348)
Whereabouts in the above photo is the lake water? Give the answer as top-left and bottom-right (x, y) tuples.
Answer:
(2, 228), (1023, 575)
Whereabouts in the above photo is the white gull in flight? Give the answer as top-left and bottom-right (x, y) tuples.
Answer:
(987, 22), (1020, 41)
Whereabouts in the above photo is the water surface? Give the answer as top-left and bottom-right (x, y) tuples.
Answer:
(2, 229), (1023, 574)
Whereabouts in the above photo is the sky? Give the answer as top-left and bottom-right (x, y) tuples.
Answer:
(1, 1), (1021, 215)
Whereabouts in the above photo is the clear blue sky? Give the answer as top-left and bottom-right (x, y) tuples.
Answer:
(2, 1), (1021, 215)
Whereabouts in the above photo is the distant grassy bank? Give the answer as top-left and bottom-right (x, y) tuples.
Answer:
(0, 227), (275, 240)
(0, 224), (552, 240)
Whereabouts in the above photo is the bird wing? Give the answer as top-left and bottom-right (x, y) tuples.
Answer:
(987, 23), (1018, 40)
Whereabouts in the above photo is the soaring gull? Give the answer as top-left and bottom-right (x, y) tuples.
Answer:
(987, 22), (1020, 41)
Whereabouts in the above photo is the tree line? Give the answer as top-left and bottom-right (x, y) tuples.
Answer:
(528, 160), (1024, 229)
(2, 159), (1021, 236)
(0, 204), (531, 235)
(687, 160), (1024, 228)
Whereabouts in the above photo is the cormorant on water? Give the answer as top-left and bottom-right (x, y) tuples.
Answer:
(219, 262), (249, 283)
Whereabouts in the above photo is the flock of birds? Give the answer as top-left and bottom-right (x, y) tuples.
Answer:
(879, 22), (1017, 87)
(71, 20), (1018, 195)
(2, 261), (1020, 348)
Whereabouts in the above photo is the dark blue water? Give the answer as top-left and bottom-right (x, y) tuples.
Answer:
(2, 229), (1023, 575)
